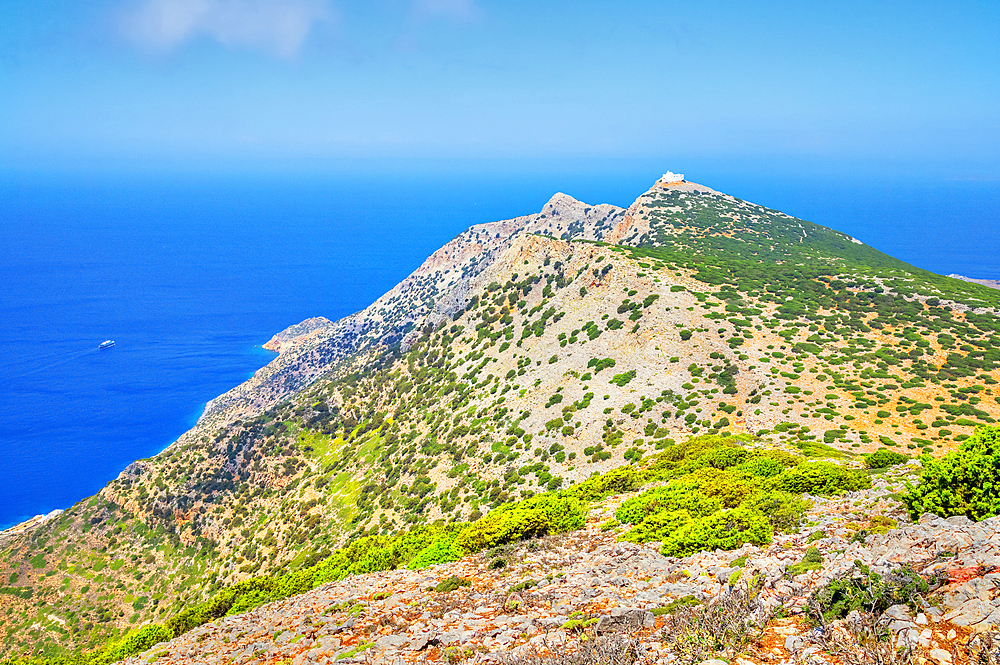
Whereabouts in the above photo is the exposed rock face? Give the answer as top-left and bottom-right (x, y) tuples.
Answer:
(196, 194), (626, 426)
(261, 317), (335, 354)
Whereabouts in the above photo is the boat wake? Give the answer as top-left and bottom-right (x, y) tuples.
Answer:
(12, 348), (98, 379)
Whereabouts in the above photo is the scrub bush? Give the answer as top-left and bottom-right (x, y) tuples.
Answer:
(810, 560), (929, 623)
(769, 461), (871, 495)
(454, 508), (550, 553)
(661, 506), (772, 557)
(407, 538), (464, 569)
(619, 509), (693, 544)
(787, 546), (824, 576)
(434, 576), (471, 593)
(743, 489), (811, 533)
(865, 448), (908, 469)
(454, 494), (584, 553)
(91, 625), (173, 665)
(563, 465), (641, 502)
(615, 485), (722, 525)
(902, 425), (1000, 521)
(738, 456), (787, 478)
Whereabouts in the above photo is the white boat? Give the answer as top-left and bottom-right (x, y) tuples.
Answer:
(99, 340), (115, 349)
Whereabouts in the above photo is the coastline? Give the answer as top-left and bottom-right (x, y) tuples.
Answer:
(949, 274), (1000, 290)
(0, 342), (281, 535)
(0, 509), (63, 543)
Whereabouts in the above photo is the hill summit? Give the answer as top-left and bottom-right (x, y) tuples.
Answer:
(1, 173), (999, 663)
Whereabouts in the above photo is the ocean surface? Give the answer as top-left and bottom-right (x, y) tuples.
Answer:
(1, 168), (998, 530)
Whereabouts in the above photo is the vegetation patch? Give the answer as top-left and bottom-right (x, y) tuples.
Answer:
(902, 425), (1000, 520)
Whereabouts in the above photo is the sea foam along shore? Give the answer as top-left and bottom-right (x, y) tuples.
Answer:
(0, 509), (63, 544)
(949, 274), (1000, 290)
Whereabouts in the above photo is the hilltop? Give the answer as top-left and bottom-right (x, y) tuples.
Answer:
(1, 174), (999, 661)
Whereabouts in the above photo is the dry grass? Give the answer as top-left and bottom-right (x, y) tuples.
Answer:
(966, 632), (1000, 665)
(499, 633), (646, 665)
(808, 612), (914, 665)
(656, 576), (775, 665)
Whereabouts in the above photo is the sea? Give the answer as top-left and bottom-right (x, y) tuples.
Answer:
(1, 165), (998, 530)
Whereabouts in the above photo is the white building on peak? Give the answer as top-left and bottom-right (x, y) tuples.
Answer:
(660, 171), (684, 183)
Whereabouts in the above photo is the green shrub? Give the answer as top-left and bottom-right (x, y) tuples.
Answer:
(902, 425), (1000, 521)
(805, 529), (827, 543)
(688, 468), (759, 508)
(865, 448), (908, 469)
(699, 446), (749, 469)
(407, 538), (464, 569)
(661, 506), (772, 557)
(641, 434), (745, 481)
(454, 494), (584, 553)
(454, 508), (550, 553)
(434, 576), (471, 593)
(620, 509), (693, 544)
(787, 546), (823, 576)
(769, 461), (871, 495)
(810, 560), (929, 623)
(615, 485), (721, 525)
(517, 493), (587, 534)
(609, 370), (636, 386)
(92, 624), (173, 664)
(563, 465), (641, 501)
(653, 595), (701, 615)
(737, 456), (787, 478)
(743, 489), (810, 533)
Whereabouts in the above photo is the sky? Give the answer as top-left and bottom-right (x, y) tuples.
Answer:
(1, 0), (999, 178)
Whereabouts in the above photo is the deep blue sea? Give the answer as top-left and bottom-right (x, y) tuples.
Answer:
(1, 167), (998, 530)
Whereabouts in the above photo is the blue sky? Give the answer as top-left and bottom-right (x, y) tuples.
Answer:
(2, 0), (998, 177)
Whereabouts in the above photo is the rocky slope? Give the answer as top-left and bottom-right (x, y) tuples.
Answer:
(197, 194), (626, 427)
(117, 462), (1000, 665)
(1, 174), (999, 659)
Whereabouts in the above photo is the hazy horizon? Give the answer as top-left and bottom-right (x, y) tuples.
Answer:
(2, 0), (998, 179)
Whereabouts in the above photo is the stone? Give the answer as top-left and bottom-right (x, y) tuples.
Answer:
(943, 598), (994, 626)
(375, 634), (409, 649)
(884, 604), (911, 621)
(504, 593), (524, 612)
(928, 648), (953, 664)
(315, 636), (341, 652)
(329, 618), (355, 634)
(596, 608), (654, 633)
(408, 635), (430, 651)
(784, 635), (804, 654)
(438, 630), (463, 645)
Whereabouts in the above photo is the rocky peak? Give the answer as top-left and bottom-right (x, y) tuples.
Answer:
(539, 191), (586, 217)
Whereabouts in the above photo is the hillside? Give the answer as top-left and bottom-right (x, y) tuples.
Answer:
(112, 461), (1000, 665)
(1, 174), (998, 660)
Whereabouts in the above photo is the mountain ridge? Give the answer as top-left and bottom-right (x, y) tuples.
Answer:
(2, 174), (999, 660)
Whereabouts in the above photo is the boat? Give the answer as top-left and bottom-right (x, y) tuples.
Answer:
(99, 340), (115, 349)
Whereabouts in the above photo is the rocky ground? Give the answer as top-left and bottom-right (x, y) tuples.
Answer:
(120, 463), (1000, 665)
